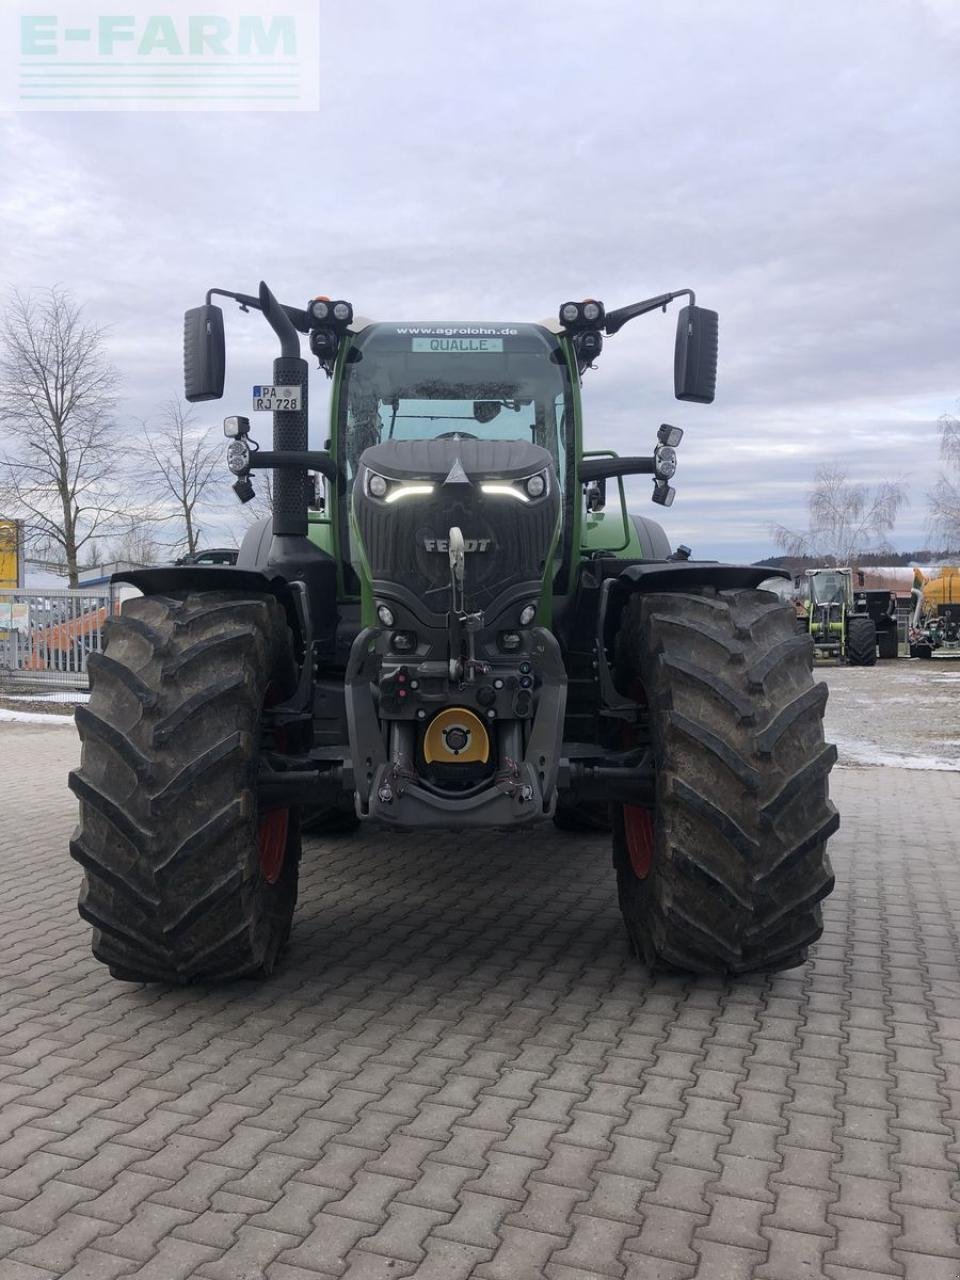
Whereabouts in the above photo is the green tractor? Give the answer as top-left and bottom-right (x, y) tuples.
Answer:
(69, 284), (837, 983)
(800, 568), (882, 664)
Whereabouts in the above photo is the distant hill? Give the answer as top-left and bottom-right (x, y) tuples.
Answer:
(755, 549), (959, 571)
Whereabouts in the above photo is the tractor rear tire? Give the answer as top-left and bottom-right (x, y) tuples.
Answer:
(69, 590), (301, 984)
(613, 587), (837, 974)
(877, 627), (899, 660)
(846, 616), (877, 666)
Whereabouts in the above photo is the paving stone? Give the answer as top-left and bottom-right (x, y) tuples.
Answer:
(6, 730), (960, 1280)
(757, 1227), (834, 1280)
(473, 1225), (565, 1278)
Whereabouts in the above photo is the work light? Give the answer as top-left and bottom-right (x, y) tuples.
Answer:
(332, 301), (353, 324)
(377, 603), (395, 627)
(308, 298), (330, 322)
(519, 603), (537, 625)
(223, 415), (250, 439)
(310, 327), (338, 359)
(657, 424), (684, 448)
(574, 331), (603, 363)
(582, 299), (604, 325)
(560, 302), (581, 325)
(227, 440), (251, 475)
(654, 445), (677, 480)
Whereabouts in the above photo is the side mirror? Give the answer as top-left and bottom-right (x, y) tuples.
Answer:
(183, 305), (225, 402)
(674, 305), (718, 404)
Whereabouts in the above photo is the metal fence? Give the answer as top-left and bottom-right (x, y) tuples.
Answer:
(0, 587), (119, 696)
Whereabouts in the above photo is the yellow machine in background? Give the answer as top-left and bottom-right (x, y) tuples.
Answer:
(910, 566), (960, 658)
(0, 520), (22, 590)
(919, 566), (960, 609)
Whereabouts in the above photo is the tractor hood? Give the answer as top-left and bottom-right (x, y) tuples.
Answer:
(352, 438), (561, 618)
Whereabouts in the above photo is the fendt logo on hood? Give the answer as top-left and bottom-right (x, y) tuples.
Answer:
(423, 536), (491, 552)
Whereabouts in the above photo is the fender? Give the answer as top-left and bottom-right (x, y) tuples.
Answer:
(112, 564), (310, 656)
(113, 565), (284, 598)
(599, 560), (790, 676)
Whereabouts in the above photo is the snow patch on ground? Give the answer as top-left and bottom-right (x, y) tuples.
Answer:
(833, 736), (959, 772)
(6, 691), (89, 704)
(0, 708), (75, 726)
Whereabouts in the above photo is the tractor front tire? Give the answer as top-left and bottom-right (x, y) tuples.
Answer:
(69, 590), (301, 984)
(613, 587), (837, 974)
(846, 616), (878, 666)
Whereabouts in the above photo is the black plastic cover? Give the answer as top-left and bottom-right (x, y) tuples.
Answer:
(183, 305), (225, 402)
(674, 305), (718, 404)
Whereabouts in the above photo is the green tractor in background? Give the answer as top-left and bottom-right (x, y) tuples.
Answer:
(69, 283), (837, 984)
(799, 568), (889, 664)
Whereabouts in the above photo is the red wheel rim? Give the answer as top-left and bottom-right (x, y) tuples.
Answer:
(258, 809), (289, 884)
(623, 804), (654, 879)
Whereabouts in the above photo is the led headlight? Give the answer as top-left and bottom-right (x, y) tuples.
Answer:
(519, 603), (537, 626)
(525, 473), (546, 498)
(384, 483), (434, 503)
(377, 603), (395, 627)
(226, 440), (251, 475)
(308, 298), (330, 322)
(367, 472), (389, 499)
(654, 445), (677, 480)
(481, 483), (529, 502)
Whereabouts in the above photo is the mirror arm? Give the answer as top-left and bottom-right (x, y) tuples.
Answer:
(247, 449), (339, 484)
(258, 281), (300, 358)
(604, 288), (695, 336)
(580, 455), (656, 483)
(205, 286), (311, 336)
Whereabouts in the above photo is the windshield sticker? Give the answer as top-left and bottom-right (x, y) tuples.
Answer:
(412, 337), (504, 354)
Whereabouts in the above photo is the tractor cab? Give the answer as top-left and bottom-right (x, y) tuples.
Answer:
(335, 323), (574, 601)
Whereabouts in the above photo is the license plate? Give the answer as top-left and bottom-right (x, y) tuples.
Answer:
(252, 384), (301, 411)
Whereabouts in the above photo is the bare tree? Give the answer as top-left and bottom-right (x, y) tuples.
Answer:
(773, 465), (908, 566)
(0, 288), (123, 587)
(929, 412), (960, 549)
(140, 399), (222, 555)
(103, 524), (164, 567)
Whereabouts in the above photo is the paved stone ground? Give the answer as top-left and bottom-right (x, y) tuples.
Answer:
(1, 720), (959, 1279)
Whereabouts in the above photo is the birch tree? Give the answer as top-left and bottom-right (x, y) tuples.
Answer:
(773, 466), (908, 565)
(0, 288), (122, 586)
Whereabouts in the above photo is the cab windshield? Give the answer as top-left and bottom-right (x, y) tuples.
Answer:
(337, 323), (574, 489)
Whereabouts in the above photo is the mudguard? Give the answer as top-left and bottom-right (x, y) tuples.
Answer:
(601, 560), (789, 660)
(111, 565), (309, 653)
(113, 565), (282, 596)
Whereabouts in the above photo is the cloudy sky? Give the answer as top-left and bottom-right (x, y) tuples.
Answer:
(1, 0), (958, 560)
